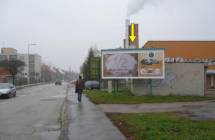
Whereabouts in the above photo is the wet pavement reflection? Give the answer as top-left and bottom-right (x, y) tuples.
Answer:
(67, 88), (126, 140)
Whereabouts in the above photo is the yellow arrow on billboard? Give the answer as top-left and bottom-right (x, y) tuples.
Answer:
(129, 23), (136, 42)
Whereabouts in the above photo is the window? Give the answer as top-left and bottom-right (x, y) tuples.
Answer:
(0, 55), (7, 61)
(9, 55), (17, 60)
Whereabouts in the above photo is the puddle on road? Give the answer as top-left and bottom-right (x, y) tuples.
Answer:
(40, 131), (61, 140)
(33, 122), (61, 140)
(40, 98), (58, 101)
(178, 110), (215, 121)
(33, 122), (60, 131)
(67, 99), (77, 105)
(40, 95), (66, 102)
(51, 95), (66, 99)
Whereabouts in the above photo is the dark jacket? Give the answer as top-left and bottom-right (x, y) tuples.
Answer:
(75, 79), (85, 93)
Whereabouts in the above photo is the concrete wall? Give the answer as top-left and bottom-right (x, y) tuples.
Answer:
(131, 63), (205, 96)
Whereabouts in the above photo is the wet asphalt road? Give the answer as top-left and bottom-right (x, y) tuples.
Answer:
(0, 84), (66, 140)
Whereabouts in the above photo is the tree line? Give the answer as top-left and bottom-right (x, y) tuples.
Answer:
(80, 47), (101, 81)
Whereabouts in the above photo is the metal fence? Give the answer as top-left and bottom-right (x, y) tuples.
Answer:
(100, 79), (128, 92)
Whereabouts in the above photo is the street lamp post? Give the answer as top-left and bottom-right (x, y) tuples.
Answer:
(27, 43), (37, 84)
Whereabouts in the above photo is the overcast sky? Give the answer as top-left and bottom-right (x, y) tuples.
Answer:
(0, 0), (215, 72)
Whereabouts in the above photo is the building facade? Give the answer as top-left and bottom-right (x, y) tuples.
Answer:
(1, 48), (17, 55)
(131, 63), (205, 96)
(0, 48), (18, 61)
(0, 48), (42, 83)
(29, 54), (41, 82)
(0, 48), (18, 83)
(18, 54), (42, 82)
(134, 41), (215, 96)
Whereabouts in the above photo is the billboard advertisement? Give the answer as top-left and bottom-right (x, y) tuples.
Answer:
(101, 49), (165, 79)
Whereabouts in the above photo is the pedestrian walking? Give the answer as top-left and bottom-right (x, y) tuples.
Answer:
(75, 76), (85, 102)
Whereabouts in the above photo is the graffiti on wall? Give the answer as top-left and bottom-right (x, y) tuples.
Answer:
(151, 71), (177, 88)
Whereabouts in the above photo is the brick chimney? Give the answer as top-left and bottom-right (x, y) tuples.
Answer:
(128, 23), (139, 48)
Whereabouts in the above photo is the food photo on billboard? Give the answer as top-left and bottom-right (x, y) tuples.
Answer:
(138, 50), (165, 78)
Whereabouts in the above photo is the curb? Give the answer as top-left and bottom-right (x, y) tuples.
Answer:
(16, 82), (52, 89)
(59, 87), (69, 140)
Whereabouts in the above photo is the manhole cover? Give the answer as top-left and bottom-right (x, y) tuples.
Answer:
(40, 98), (57, 101)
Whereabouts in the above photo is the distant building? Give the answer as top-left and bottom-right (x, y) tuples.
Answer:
(0, 48), (42, 83)
(1, 48), (17, 55)
(0, 48), (18, 61)
(29, 54), (41, 81)
(18, 54), (42, 82)
(0, 48), (19, 83)
(17, 54), (28, 78)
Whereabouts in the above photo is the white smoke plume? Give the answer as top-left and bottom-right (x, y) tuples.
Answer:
(127, 0), (160, 17)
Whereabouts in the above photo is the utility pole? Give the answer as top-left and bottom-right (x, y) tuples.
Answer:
(27, 43), (37, 84)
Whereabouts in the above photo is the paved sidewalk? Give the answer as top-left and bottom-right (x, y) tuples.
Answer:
(67, 90), (126, 140)
(98, 101), (211, 113)
(98, 101), (215, 120)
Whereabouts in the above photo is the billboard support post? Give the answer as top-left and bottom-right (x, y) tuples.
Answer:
(108, 80), (112, 93)
(117, 80), (119, 92)
(113, 79), (119, 93)
(150, 79), (153, 96)
(116, 79), (119, 92)
(113, 80), (116, 93)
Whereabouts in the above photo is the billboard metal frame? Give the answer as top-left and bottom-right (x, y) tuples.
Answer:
(101, 48), (165, 79)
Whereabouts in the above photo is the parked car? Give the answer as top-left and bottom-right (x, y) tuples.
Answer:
(0, 83), (16, 98)
(55, 80), (62, 85)
(85, 81), (100, 89)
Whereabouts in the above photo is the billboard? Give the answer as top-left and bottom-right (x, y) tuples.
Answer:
(101, 49), (165, 79)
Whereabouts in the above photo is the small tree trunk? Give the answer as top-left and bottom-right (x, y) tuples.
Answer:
(12, 75), (15, 85)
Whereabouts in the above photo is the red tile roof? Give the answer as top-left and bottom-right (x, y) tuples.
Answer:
(144, 41), (215, 59)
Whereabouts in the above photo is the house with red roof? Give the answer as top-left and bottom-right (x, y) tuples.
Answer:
(130, 41), (214, 96)
(143, 41), (215, 95)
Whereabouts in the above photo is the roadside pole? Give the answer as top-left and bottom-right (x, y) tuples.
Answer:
(113, 80), (116, 93)
(150, 79), (153, 96)
(108, 80), (112, 93)
(27, 43), (37, 84)
(116, 79), (119, 92)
